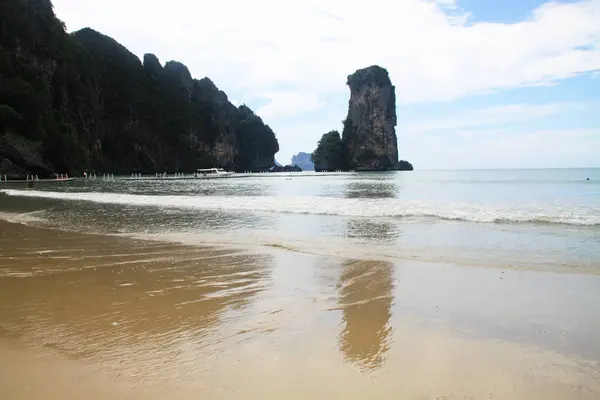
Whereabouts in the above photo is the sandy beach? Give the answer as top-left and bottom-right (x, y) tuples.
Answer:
(1, 219), (599, 399)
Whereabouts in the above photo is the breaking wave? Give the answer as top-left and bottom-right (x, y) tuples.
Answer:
(2, 189), (599, 226)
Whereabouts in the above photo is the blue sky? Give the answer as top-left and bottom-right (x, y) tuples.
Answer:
(52, 0), (600, 168)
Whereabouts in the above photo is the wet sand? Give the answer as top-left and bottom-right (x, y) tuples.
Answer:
(1, 220), (599, 399)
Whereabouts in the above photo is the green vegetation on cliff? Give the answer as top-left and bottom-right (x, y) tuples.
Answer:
(311, 130), (346, 171)
(346, 65), (392, 90)
(0, 0), (278, 177)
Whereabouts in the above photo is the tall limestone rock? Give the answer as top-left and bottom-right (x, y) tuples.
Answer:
(342, 66), (398, 171)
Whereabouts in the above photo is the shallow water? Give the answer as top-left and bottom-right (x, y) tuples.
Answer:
(1, 169), (599, 272)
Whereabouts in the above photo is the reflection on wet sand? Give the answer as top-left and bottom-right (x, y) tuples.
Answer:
(0, 221), (271, 382)
(337, 260), (393, 370)
(338, 217), (395, 369)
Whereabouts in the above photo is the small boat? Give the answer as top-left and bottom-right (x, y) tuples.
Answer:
(195, 168), (234, 179)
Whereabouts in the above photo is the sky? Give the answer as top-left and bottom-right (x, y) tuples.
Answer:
(51, 0), (600, 169)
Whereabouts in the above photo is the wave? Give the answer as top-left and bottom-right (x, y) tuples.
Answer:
(1, 189), (599, 226)
(0, 211), (47, 225)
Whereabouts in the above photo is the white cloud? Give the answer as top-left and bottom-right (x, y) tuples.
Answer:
(401, 102), (591, 133)
(403, 128), (600, 169)
(432, 0), (461, 13)
(399, 102), (600, 169)
(50, 0), (600, 166)
(52, 0), (600, 103)
(255, 91), (325, 120)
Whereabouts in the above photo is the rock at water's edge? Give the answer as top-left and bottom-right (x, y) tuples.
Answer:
(270, 164), (302, 172)
(391, 160), (414, 171)
(343, 65), (398, 171)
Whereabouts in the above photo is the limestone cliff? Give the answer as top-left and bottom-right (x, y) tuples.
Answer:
(342, 66), (398, 171)
(0, 0), (278, 176)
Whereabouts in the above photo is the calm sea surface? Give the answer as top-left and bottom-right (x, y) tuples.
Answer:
(1, 168), (599, 272)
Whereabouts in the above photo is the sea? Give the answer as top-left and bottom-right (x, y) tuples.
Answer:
(1, 168), (599, 273)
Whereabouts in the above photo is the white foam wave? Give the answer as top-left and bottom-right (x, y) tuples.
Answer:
(2, 189), (599, 226)
(0, 211), (47, 225)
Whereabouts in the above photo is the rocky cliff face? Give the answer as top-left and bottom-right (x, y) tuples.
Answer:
(0, 0), (278, 177)
(342, 66), (398, 171)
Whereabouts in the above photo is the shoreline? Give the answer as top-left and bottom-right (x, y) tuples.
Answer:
(0, 171), (358, 184)
(1, 212), (598, 276)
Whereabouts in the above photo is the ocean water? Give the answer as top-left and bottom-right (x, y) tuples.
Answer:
(1, 168), (599, 272)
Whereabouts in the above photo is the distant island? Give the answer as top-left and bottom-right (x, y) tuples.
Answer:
(291, 152), (314, 171)
(268, 152), (314, 172)
(0, 0), (278, 178)
(311, 66), (413, 171)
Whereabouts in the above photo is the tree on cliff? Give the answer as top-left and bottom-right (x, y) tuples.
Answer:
(0, 0), (279, 176)
(311, 130), (346, 171)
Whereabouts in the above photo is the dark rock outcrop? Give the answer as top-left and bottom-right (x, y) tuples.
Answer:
(0, 133), (52, 177)
(164, 61), (194, 97)
(390, 160), (414, 171)
(270, 164), (302, 173)
(143, 53), (162, 74)
(342, 66), (398, 171)
(291, 152), (314, 171)
(0, 0), (278, 176)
